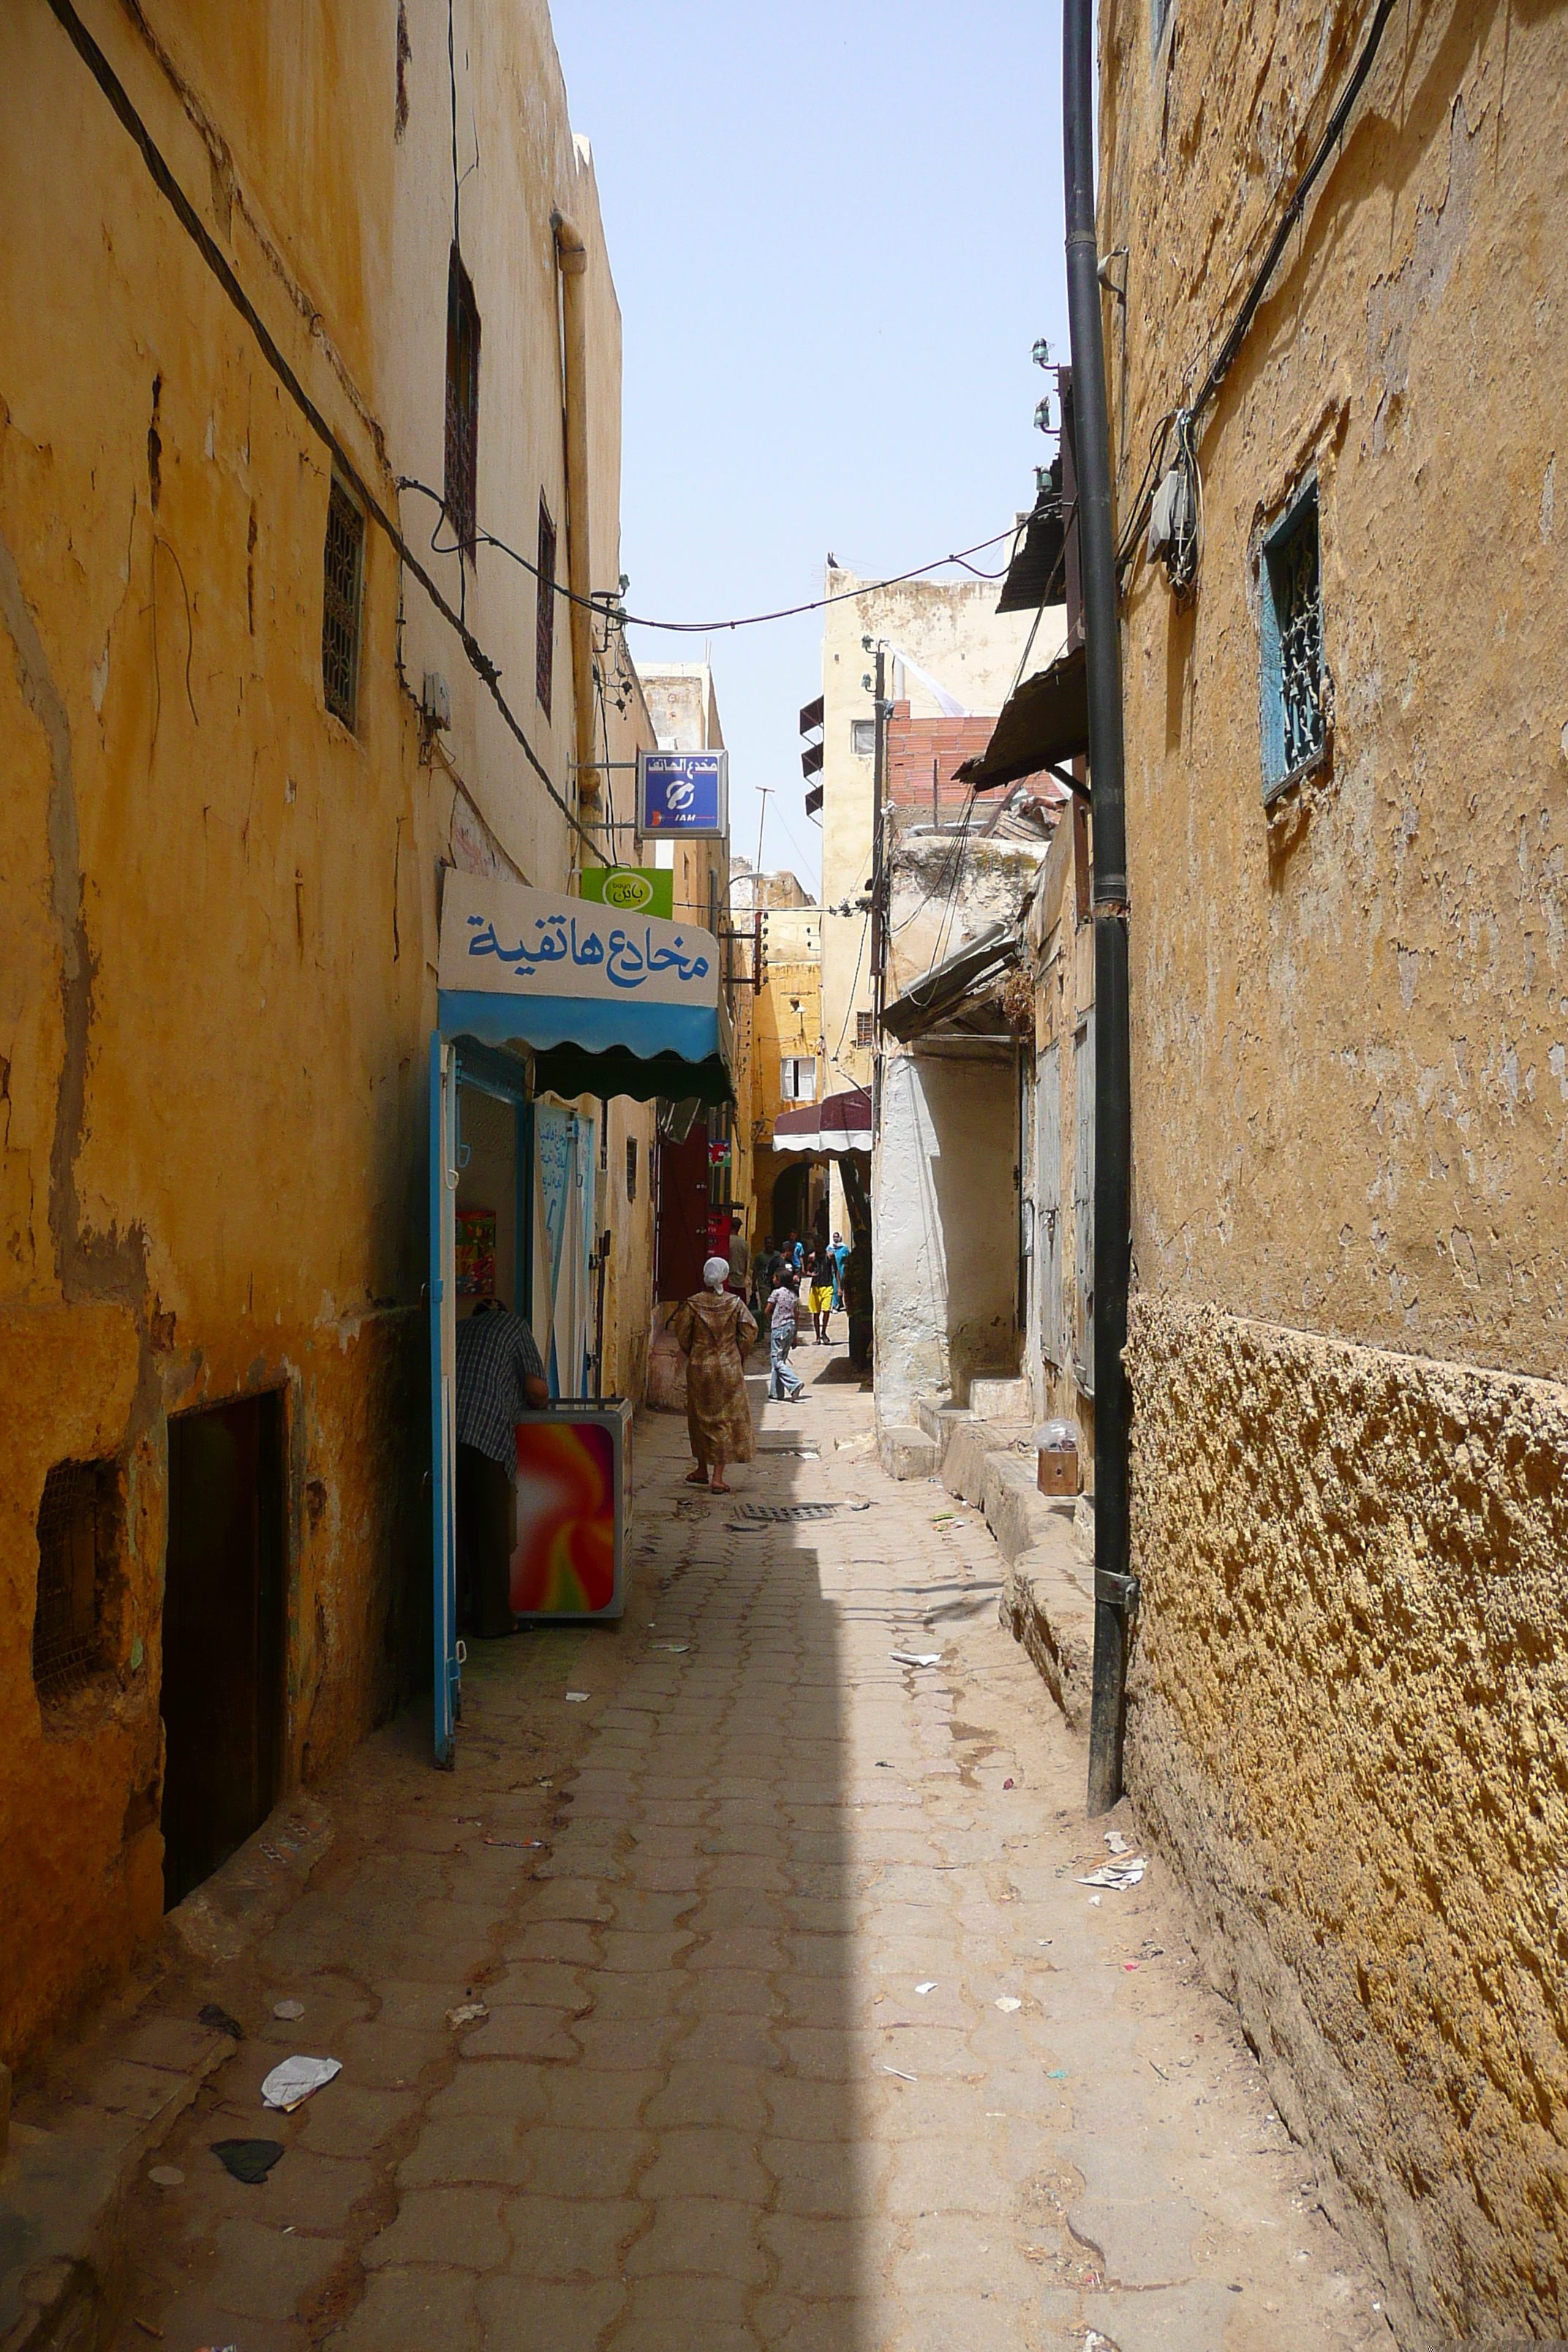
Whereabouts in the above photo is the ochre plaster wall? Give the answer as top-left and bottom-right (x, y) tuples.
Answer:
(0, 0), (633, 2068)
(1127, 1298), (1568, 2340)
(1098, 0), (1568, 2331)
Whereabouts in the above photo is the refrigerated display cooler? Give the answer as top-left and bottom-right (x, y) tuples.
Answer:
(508, 1398), (633, 1623)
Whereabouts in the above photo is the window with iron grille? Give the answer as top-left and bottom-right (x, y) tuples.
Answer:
(321, 478), (365, 727)
(856, 1010), (875, 1049)
(535, 497), (556, 715)
(1260, 481), (1326, 802)
(444, 248), (480, 558)
(625, 1137), (638, 1202)
(33, 1458), (120, 1706)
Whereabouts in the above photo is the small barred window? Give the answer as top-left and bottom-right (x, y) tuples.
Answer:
(33, 1458), (119, 1706)
(321, 478), (365, 727)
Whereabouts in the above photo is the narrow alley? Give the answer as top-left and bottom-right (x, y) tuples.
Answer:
(94, 1355), (1390, 2352)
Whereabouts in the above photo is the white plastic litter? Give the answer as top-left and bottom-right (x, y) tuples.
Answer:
(915, 1981), (937, 1996)
(272, 1999), (306, 2021)
(1104, 1830), (1131, 1855)
(889, 1651), (943, 1668)
(446, 2001), (489, 2028)
(565, 1691), (590, 1703)
(995, 1996), (1022, 2013)
(1077, 1858), (1147, 1890)
(649, 1642), (690, 1654)
(260, 2054), (342, 2112)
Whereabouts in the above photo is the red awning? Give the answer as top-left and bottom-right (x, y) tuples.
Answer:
(772, 1085), (872, 1156)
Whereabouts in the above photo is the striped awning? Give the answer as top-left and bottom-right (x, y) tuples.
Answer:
(772, 1086), (872, 1156)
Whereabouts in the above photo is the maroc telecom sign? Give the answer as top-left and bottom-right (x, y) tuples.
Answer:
(636, 749), (728, 841)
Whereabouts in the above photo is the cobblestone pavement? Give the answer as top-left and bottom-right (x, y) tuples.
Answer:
(106, 1345), (1394, 2351)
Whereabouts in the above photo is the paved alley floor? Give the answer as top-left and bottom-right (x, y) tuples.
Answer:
(104, 1343), (1394, 2352)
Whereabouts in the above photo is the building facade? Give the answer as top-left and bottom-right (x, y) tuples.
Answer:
(816, 568), (1062, 1241)
(0, 0), (658, 2068)
(1100, 0), (1568, 2334)
(731, 867), (825, 1256)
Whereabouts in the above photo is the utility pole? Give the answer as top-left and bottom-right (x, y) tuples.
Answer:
(755, 785), (773, 881)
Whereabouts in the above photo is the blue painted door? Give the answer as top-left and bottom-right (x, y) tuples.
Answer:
(429, 1032), (459, 1765)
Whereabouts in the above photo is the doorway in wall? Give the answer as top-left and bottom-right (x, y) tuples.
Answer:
(162, 1392), (285, 1910)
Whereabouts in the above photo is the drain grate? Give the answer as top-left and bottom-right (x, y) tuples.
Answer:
(727, 1497), (871, 1527)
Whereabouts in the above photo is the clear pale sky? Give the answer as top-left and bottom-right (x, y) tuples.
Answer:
(552, 1), (1070, 901)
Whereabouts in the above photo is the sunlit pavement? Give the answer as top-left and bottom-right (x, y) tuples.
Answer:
(107, 1341), (1390, 2351)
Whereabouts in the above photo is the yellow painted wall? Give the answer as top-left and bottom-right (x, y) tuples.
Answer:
(1098, 0), (1568, 2332)
(0, 0), (644, 2067)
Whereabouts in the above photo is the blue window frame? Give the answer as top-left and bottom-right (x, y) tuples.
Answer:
(1259, 480), (1326, 803)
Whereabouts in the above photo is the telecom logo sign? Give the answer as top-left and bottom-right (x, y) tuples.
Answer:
(637, 749), (728, 841)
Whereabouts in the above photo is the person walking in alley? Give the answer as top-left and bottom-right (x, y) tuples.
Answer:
(807, 1246), (834, 1343)
(752, 1231), (774, 1316)
(454, 1297), (549, 1637)
(766, 1267), (806, 1401)
(727, 1221), (750, 1298)
(671, 1254), (758, 1495)
(829, 1228), (850, 1317)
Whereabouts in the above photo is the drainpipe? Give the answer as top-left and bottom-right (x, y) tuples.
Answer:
(551, 211), (600, 825)
(1063, 0), (1136, 1814)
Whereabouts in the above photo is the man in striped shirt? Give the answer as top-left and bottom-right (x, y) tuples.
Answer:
(454, 1300), (549, 1637)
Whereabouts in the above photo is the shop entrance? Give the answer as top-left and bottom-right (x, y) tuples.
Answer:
(162, 1392), (284, 1909)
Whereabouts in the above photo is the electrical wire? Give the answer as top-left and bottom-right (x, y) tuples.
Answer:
(1117, 0), (1398, 584)
(1189, 0), (1398, 420)
(42, 0), (611, 868)
(396, 477), (1014, 634)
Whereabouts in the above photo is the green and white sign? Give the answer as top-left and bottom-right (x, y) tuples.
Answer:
(578, 864), (674, 921)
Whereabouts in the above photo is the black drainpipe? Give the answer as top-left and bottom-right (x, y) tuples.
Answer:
(1063, 0), (1136, 1814)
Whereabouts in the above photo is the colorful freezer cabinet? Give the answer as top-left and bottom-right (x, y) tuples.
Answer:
(508, 1398), (633, 1621)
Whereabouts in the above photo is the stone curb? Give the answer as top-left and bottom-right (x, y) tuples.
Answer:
(0, 2018), (232, 2351)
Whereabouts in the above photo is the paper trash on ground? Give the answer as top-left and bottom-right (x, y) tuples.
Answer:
(445, 2001), (489, 2027)
(260, 2054), (342, 2111)
(915, 1981), (937, 1995)
(889, 1651), (943, 1668)
(1104, 1830), (1131, 1854)
(995, 1996), (1022, 2013)
(565, 1691), (590, 1703)
(1077, 1858), (1147, 1889)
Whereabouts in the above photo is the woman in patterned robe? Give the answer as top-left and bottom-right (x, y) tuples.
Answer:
(671, 1256), (758, 1494)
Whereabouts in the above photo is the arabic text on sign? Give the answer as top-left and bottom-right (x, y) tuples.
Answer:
(465, 913), (710, 992)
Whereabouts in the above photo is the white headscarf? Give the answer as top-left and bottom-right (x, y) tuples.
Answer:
(702, 1256), (730, 1290)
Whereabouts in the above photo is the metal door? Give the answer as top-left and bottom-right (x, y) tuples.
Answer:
(429, 1031), (459, 1765)
(1036, 1041), (1063, 1367)
(1072, 1011), (1095, 1396)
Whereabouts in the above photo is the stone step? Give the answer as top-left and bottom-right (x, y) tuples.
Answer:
(968, 1376), (1032, 1420)
(877, 1424), (939, 1481)
(915, 1395), (973, 1464)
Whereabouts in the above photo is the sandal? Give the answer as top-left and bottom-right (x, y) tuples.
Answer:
(709, 1480), (731, 1495)
(684, 1469), (710, 1485)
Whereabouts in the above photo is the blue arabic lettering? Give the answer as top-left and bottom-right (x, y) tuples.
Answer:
(604, 927), (647, 990)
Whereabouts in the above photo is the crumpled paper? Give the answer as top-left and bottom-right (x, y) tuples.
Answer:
(260, 2054), (342, 2111)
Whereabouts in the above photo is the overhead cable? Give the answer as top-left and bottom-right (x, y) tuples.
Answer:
(1117, 0), (1398, 579)
(397, 477), (1014, 633)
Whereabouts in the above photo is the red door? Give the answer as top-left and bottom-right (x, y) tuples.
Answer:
(655, 1122), (710, 1303)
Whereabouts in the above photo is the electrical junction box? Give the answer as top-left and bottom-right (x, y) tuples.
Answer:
(421, 669), (451, 730)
